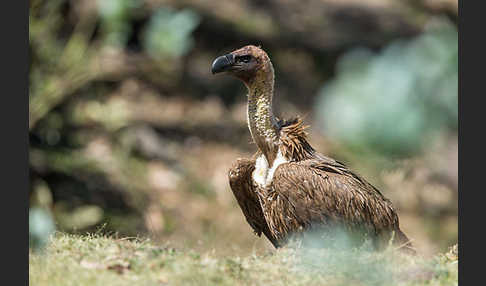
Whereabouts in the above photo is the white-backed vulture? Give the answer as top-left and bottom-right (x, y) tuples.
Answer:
(211, 45), (415, 254)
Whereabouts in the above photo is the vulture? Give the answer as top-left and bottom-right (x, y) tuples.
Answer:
(211, 45), (415, 254)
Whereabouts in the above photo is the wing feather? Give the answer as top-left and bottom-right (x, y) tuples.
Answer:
(262, 159), (402, 247)
(228, 158), (280, 247)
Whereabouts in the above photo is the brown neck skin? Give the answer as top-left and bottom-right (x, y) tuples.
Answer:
(242, 61), (280, 165)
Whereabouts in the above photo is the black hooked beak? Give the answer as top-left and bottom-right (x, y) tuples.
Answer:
(211, 54), (234, 74)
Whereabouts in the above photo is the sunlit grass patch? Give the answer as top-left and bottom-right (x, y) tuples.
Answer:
(29, 232), (457, 286)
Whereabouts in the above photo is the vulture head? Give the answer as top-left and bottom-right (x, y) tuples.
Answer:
(211, 45), (273, 85)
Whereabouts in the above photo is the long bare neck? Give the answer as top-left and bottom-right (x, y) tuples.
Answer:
(246, 62), (279, 164)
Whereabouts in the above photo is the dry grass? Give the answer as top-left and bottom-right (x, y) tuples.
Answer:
(29, 232), (458, 286)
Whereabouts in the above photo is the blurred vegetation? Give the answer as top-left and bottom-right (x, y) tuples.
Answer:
(316, 19), (457, 157)
(29, 0), (457, 257)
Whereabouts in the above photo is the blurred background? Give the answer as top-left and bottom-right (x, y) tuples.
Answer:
(29, 0), (457, 257)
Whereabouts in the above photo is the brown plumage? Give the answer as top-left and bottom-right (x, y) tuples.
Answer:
(212, 45), (415, 254)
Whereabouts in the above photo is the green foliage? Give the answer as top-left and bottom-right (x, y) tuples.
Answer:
(29, 207), (56, 251)
(98, 0), (141, 47)
(142, 8), (201, 59)
(316, 18), (457, 157)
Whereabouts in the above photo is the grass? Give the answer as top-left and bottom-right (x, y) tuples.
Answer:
(29, 232), (458, 286)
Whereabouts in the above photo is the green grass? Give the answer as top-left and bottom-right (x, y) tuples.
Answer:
(29, 232), (458, 286)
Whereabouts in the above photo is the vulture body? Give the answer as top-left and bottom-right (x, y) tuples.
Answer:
(211, 45), (414, 253)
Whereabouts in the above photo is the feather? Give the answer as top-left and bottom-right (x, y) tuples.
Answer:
(216, 45), (415, 254)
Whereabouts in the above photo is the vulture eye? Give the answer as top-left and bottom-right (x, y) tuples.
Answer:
(237, 55), (252, 63)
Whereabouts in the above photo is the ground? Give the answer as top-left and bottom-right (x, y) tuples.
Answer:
(29, 232), (458, 286)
